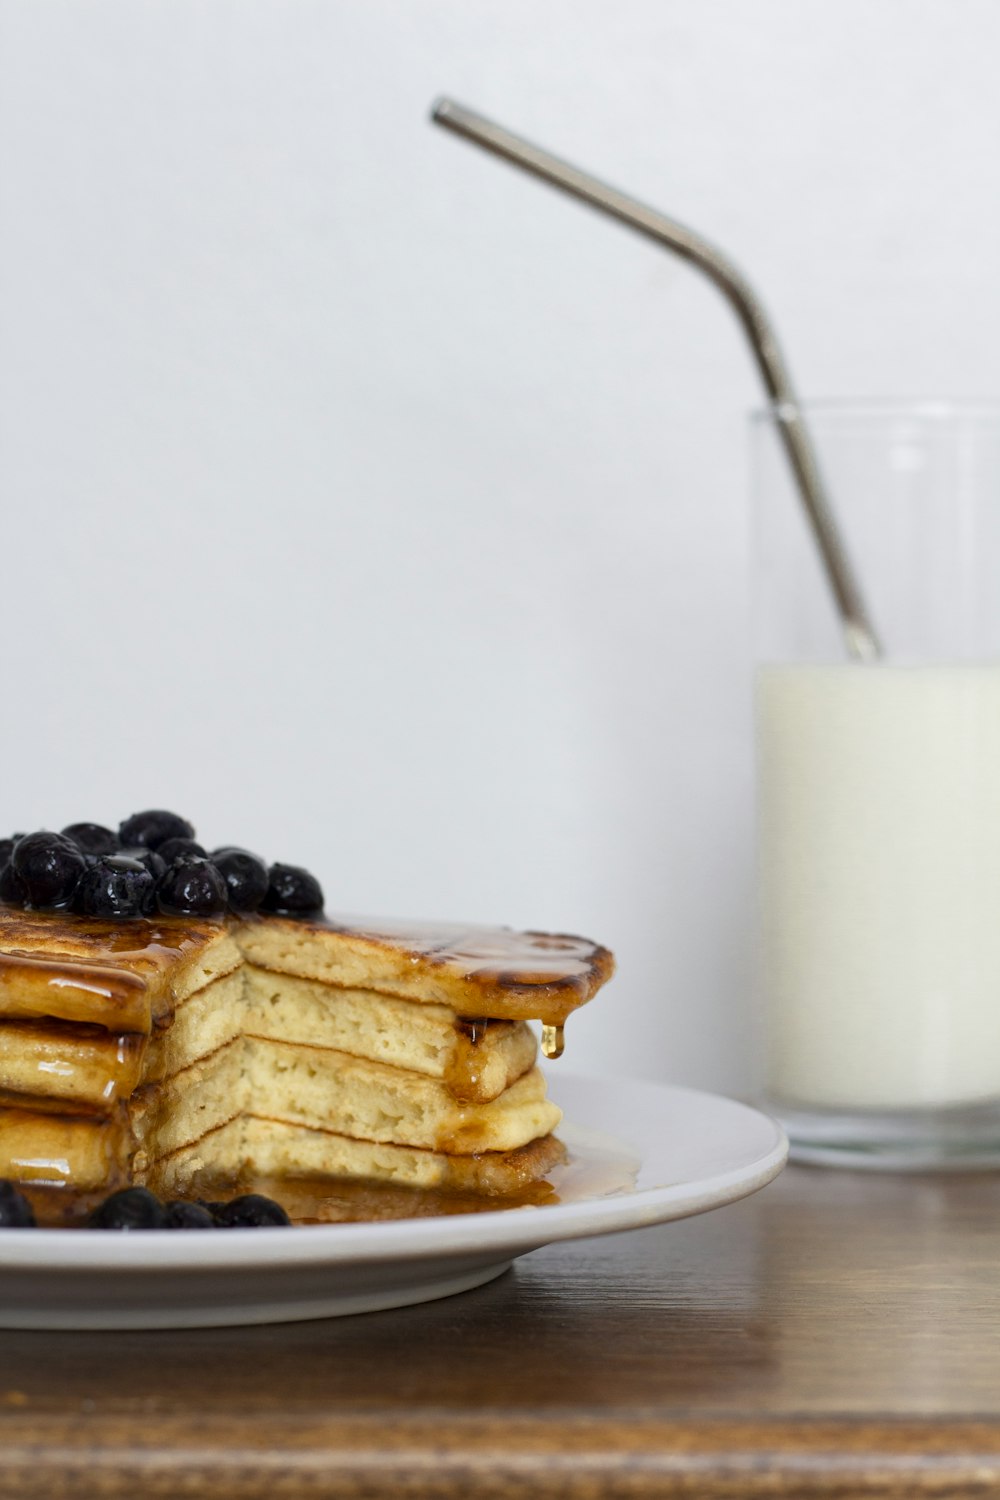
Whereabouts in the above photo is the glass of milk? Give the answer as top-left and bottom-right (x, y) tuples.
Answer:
(754, 400), (1000, 1166)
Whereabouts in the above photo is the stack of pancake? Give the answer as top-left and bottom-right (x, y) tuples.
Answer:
(0, 907), (613, 1214)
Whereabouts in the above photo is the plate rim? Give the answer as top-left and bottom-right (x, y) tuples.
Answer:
(0, 1075), (788, 1271)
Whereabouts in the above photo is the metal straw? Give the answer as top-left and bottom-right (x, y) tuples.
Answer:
(431, 97), (881, 662)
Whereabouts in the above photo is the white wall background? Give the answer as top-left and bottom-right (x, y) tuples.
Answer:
(1, 0), (998, 1096)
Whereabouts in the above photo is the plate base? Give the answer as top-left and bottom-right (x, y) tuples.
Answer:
(0, 1076), (787, 1331)
(0, 1254), (517, 1330)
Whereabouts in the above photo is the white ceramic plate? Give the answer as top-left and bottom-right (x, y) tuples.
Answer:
(0, 1075), (787, 1329)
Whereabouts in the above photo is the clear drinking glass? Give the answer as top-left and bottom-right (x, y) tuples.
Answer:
(754, 400), (1000, 1167)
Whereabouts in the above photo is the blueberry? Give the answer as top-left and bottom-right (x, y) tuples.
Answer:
(0, 1180), (36, 1227)
(260, 863), (324, 918)
(74, 856), (155, 919)
(125, 847), (168, 882)
(156, 837), (207, 865)
(61, 822), (120, 856)
(118, 810), (195, 851)
(11, 832), (86, 910)
(163, 1200), (216, 1229)
(0, 860), (25, 905)
(197, 1200), (230, 1223)
(214, 1193), (291, 1227)
(212, 848), (270, 913)
(156, 857), (228, 918)
(88, 1187), (167, 1230)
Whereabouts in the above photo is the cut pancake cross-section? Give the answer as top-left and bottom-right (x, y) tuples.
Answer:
(0, 906), (614, 1211)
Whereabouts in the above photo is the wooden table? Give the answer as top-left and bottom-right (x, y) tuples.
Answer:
(4, 1165), (1000, 1497)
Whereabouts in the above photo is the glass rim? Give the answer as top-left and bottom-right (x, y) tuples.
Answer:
(750, 397), (1000, 424)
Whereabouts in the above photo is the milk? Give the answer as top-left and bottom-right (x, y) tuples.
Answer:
(757, 663), (1000, 1111)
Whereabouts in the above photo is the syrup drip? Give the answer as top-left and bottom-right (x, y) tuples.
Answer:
(541, 1022), (565, 1060)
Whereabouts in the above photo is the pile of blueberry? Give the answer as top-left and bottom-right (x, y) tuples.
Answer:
(0, 809), (324, 920)
(0, 1179), (291, 1230)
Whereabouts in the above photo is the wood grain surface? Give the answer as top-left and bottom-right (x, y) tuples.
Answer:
(4, 1166), (1000, 1497)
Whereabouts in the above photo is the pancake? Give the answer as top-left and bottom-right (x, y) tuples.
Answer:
(0, 904), (614, 1214)
(0, 1020), (146, 1111)
(239, 913), (613, 1024)
(150, 1121), (568, 1201)
(132, 1050), (559, 1162)
(0, 1106), (131, 1191)
(143, 967), (538, 1102)
(0, 909), (241, 1027)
